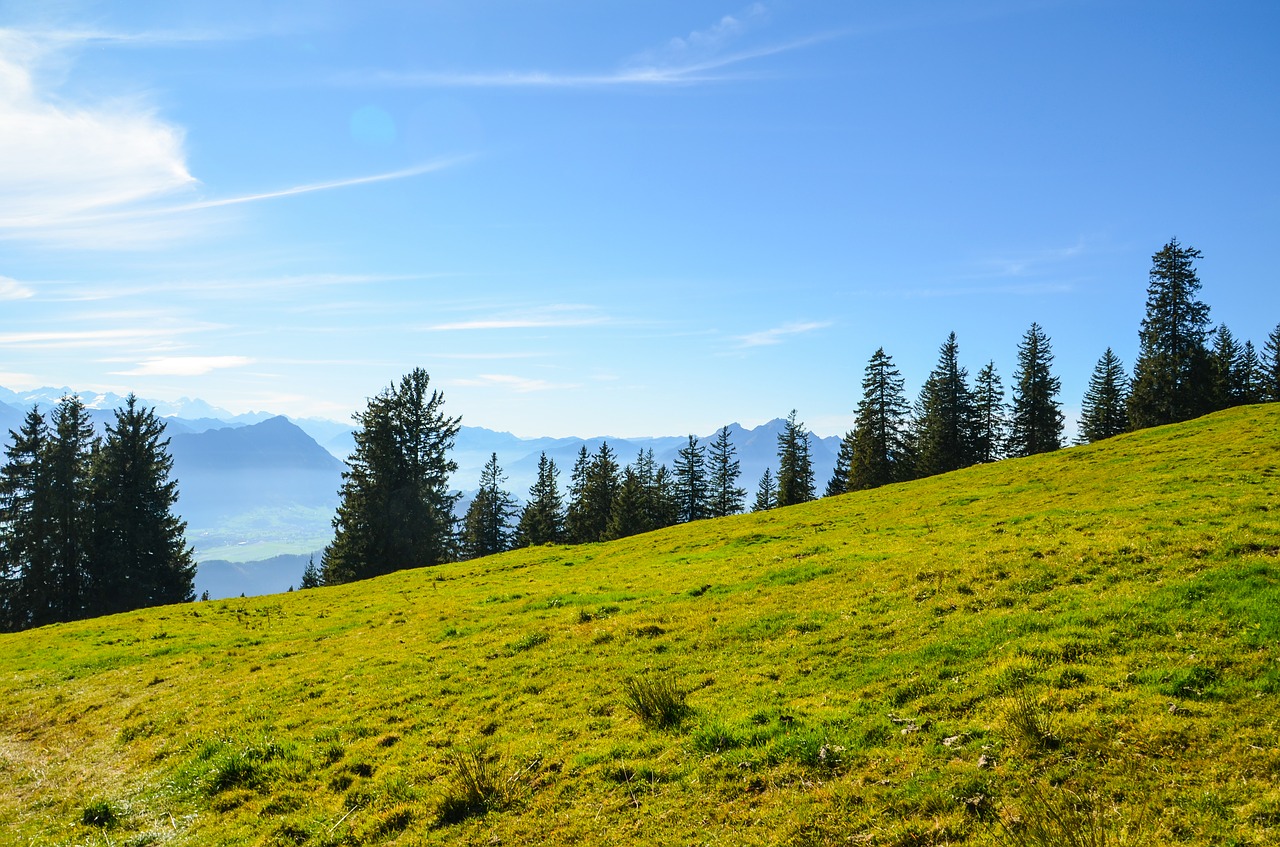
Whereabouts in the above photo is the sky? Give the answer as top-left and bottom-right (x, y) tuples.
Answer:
(1, 0), (1277, 439)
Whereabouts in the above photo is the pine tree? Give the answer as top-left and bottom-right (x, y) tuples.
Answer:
(299, 556), (322, 589)
(1210, 324), (1243, 410)
(849, 347), (913, 490)
(85, 395), (195, 615)
(516, 452), (564, 546)
(753, 468), (777, 512)
(606, 464), (652, 540)
(461, 453), (518, 560)
(46, 396), (97, 621)
(563, 446), (593, 544)
(1264, 324), (1280, 402)
(567, 443), (619, 543)
(322, 369), (460, 584)
(649, 462), (680, 530)
(706, 426), (746, 518)
(0, 407), (54, 630)
(825, 431), (854, 497)
(1008, 323), (1064, 457)
(775, 410), (815, 507)
(1237, 341), (1263, 405)
(1129, 238), (1213, 428)
(914, 333), (978, 477)
(972, 361), (1007, 463)
(673, 435), (709, 523)
(1079, 348), (1129, 443)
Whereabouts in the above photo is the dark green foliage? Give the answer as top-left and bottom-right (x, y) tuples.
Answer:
(322, 369), (460, 584)
(914, 333), (979, 476)
(1078, 348), (1129, 443)
(973, 360), (1007, 463)
(566, 443), (621, 544)
(299, 556), (321, 589)
(1008, 323), (1063, 457)
(1210, 324), (1243, 410)
(80, 799), (118, 828)
(1129, 238), (1214, 428)
(673, 435), (709, 523)
(825, 431), (854, 497)
(46, 396), (96, 622)
(516, 452), (564, 546)
(621, 674), (690, 729)
(752, 468), (777, 512)
(607, 463), (653, 540)
(850, 347), (913, 489)
(436, 749), (517, 825)
(775, 410), (814, 508)
(706, 426), (746, 518)
(1237, 341), (1264, 405)
(85, 395), (195, 616)
(0, 407), (53, 630)
(461, 453), (518, 560)
(1264, 323), (1280, 402)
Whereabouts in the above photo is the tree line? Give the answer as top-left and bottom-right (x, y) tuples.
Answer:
(315, 238), (1279, 588)
(0, 395), (195, 632)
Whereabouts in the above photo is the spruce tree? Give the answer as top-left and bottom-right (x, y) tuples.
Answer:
(299, 556), (322, 589)
(1210, 325), (1243, 410)
(86, 395), (195, 615)
(567, 443), (620, 543)
(1079, 348), (1129, 443)
(606, 464), (651, 540)
(1129, 238), (1213, 428)
(650, 462), (680, 530)
(516, 452), (564, 546)
(1008, 322), (1064, 457)
(706, 426), (746, 518)
(753, 468), (777, 512)
(849, 347), (912, 490)
(775, 410), (815, 508)
(563, 446), (592, 544)
(1237, 341), (1263, 405)
(673, 435), (709, 523)
(46, 396), (97, 621)
(972, 361), (1007, 463)
(322, 369), (460, 584)
(0, 407), (54, 630)
(825, 431), (854, 497)
(1264, 324), (1280, 402)
(913, 333), (978, 477)
(460, 453), (518, 560)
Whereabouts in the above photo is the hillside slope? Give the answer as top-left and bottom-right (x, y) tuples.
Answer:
(1, 405), (1278, 846)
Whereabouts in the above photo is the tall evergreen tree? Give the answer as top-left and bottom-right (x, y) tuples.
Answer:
(1008, 323), (1064, 457)
(563, 446), (593, 544)
(566, 443), (620, 543)
(649, 462), (681, 530)
(673, 435), (709, 523)
(85, 395), (195, 615)
(972, 361), (1007, 464)
(753, 468), (777, 512)
(1078, 348), (1129, 443)
(1236, 341), (1264, 405)
(849, 347), (912, 490)
(516, 452), (564, 547)
(1128, 238), (1213, 428)
(706, 426), (746, 518)
(322, 369), (460, 584)
(606, 464), (652, 540)
(47, 396), (97, 621)
(460, 453), (518, 560)
(825, 431), (855, 497)
(913, 333), (978, 477)
(0, 407), (54, 630)
(775, 410), (815, 507)
(299, 556), (322, 589)
(1264, 324), (1280, 402)
(1210, 324), (1243, 410)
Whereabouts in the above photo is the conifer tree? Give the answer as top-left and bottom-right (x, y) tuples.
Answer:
(753, 468), (777, 512)
(516, 452), (564, 546)
(1008, 323), (1064, 457)
(849, 347), (912, 490)
(322, 369), (460, 584)
(972, 361), (1006, 463)
(706, 426), (746, 518)
(1079, 348), (1129, 443)
(46, 396), (97, 621)
(650, 462), (681, 530)
(1129, 238), (1213, 428)
(0, 407), (54, 630)
(913, 333), (978, 477)
(673, 435), (709, 523)
(1264, 324), (1280, 402)
(86, 395), (195, 615)
(775, 410), (815, 507)
(564, 446), (592, 544)
(299, 556), (322, 589)
(461, 453), (518, 559)
(567, 443), (620, 543)
(825, 431), (854, 497)
(1210, 324), (1243, 410)
(606, 464), (652, 540)
(1237, 341), (1263, 405)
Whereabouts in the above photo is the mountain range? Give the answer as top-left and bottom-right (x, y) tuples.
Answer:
(0, 385), (843, 599)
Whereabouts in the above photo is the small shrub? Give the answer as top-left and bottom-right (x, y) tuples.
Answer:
(81, 799), (118, 828)
(621, 673), (690, 729)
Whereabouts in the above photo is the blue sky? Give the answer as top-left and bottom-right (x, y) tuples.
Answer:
(1, 1), (1277, 438)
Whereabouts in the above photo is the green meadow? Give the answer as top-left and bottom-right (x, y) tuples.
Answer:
(2, 405), (1278, 846)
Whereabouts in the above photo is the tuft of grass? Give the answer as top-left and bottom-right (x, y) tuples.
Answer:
(80, 799), (118, 828)
(435, 749), (528, 826)
(621, 673), (690, 729)
(1003, 688), (1059, 753)
(995, 781), (1150, 847)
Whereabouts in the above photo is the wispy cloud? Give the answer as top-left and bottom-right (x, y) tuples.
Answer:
(426, 306), (608, 332)
(452, 374), (580, 393)
(735, 320), (830, 348)
(0, 327), (197, 350)
(112, 356), (254, 377)
(0, 276), (35, 300)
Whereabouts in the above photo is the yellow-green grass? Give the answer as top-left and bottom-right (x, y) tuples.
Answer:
(2, 405), (1278, 846)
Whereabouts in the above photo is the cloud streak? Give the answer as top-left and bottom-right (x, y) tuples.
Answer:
(113, 356), (254, 377)
(453, 374), (580, 393)
(735, 320), (830, 348)
(426, 306), (608, 332)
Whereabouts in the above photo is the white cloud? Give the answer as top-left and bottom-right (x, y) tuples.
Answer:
(426, 306), (607, 331)
(453, 374), (579, 393)
(114, 356), (254, 377)
(735, 320), (829, 348)
(0, 276), (34, 300)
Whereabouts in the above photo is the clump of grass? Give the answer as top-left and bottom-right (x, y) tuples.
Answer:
(80, 799), (118, 828)
(1004, 689), (1059, 753)
(436, 749), (526, 826)
(507, 631), (550, 654)
(621, 673), (690, 729)
(994, 782), (1144, 847)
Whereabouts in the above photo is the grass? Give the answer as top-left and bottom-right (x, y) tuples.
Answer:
(0, 405), (1278, 845)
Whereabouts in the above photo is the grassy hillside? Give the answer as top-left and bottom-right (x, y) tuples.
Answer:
(2, 405), (1278, 847)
